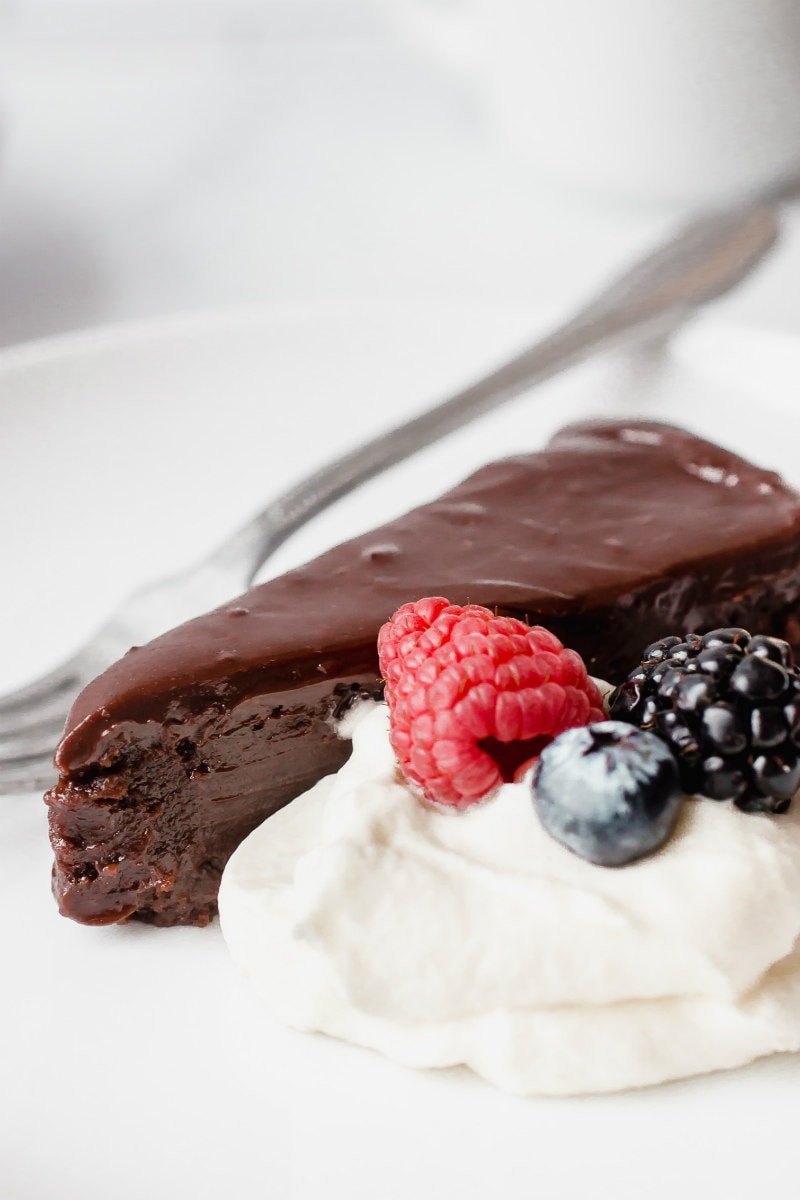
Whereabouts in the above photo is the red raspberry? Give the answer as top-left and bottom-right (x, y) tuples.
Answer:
(377, 598), (605, 806)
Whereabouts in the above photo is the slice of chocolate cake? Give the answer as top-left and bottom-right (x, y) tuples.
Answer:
(46, 420), (800, 927)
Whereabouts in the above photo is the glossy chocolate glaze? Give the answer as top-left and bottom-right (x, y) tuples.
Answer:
(46, 420), (800, 925)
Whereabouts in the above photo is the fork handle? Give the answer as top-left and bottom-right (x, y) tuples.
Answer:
(209, 203), (778, 582)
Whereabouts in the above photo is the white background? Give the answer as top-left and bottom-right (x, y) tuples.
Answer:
(0, 0), (798, 353)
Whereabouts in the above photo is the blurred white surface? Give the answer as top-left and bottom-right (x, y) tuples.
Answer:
(389, 0), (800, 204)
(0, 0), (798, 351)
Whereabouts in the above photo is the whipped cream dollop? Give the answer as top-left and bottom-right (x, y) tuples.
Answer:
(219, 703), (800, 1096)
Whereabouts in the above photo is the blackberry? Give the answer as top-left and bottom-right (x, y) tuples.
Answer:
(609, 628), (800, 813)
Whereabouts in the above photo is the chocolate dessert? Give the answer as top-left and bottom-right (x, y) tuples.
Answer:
(45, 420), (800, 927)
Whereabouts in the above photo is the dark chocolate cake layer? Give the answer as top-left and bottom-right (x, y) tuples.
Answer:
(46, 420), (800, 926)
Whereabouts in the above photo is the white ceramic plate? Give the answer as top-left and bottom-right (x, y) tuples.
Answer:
(1, 307), (799, 1200)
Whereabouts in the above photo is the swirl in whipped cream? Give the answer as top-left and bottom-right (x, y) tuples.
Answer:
(219, 703), (800, 1096)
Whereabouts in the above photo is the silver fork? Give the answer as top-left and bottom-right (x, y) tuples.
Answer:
(0, 202), (780, 793)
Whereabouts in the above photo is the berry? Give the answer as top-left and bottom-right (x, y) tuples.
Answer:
(701, 703), (748, 755)
(531, 722), (684, 867)
(377, 598), (605, 806)
(610, 626), (800, 813)
(701, 627), (751, 649)
(749, 634), (793, 667)
(729, 654), (789, 701)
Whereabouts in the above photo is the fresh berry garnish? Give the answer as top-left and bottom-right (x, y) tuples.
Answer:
(531, 722), (684, 866)
(610, 627), (800, 813)
(377, 598), (605, 806)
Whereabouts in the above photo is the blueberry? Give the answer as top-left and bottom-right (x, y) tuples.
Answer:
(531, 721), (684, 867)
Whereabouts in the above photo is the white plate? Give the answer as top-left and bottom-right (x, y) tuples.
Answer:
(1, 307), (799, 1200)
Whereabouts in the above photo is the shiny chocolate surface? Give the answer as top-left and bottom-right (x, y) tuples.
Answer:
(58, 420), (800, 768)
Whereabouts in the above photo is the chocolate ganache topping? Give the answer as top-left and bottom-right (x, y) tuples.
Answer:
(47, 420), (800, 926)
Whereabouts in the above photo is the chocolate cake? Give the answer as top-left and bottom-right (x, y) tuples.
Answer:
(45, 420), (800, 927)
